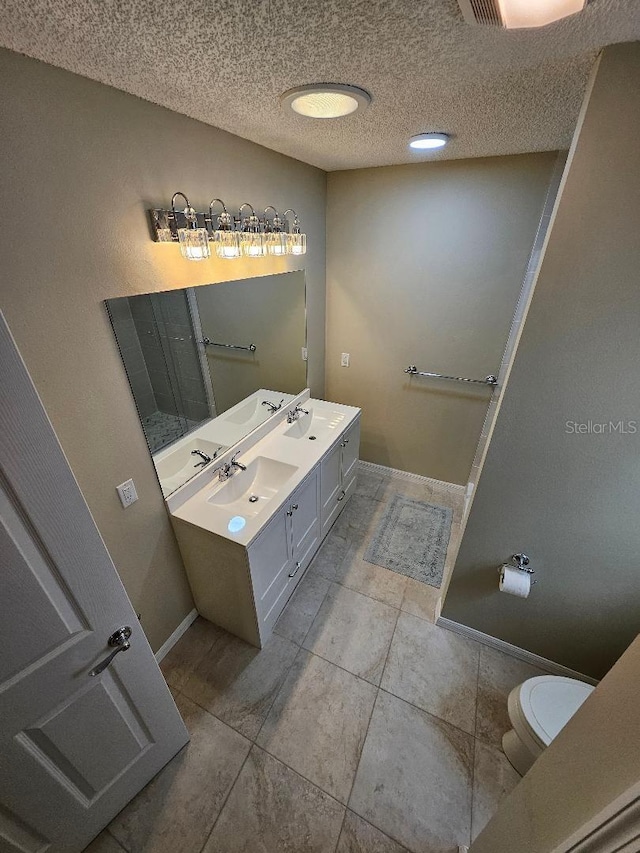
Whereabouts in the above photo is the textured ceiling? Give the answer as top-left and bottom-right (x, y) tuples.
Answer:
(1, 0), (639, 170)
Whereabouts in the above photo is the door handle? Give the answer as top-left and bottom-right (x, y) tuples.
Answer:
(288, 561), (301, 579)
(340, 439), (349, 448)
(337, 489), (346, 502)
(286, 503), (299, 517)
(89, 626), (132, 677)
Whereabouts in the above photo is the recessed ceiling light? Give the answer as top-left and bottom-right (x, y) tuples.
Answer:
(409, 133), (450, 151)
(281, 84), (371, 119)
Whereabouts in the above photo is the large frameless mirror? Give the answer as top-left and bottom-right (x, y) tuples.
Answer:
(106, 271), (307, 496)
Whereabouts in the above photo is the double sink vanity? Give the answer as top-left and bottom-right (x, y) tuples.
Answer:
(166, 391), (360, 646)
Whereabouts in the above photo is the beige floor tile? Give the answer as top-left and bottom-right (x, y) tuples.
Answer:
(181, 630), (299, 740)
(476, 645), (549, 747)
(83, 831), (126, 853)
(108, 694), (250, 853)
(303, 585), (398, 685)
(381, 614), (479, 734)
(275, 570), (332, 645)
(159, 617), (223, 691)
(257, 650), (377, 803)
(349, 691), (473, 853)
(309, 530), (352, 582)
(471, 739), (521, 841)
(401, 578), (441, 623)
(205, 746), (345, 853)
(336, 542), (408, 608)
(336, 811), (408, 853)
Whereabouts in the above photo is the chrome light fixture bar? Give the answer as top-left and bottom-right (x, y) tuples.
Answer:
(150, 192), (307, 261)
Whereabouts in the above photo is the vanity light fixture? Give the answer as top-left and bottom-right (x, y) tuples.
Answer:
(263, 207), (289, 256)
(150, 194), (308, 259)
(208, 198), (241, 259)
(239, 203), (267, 258)
(283, 209), (307, 256)
(171, 192), (210, 261)
(281, 83), (371, 119)
(409, 133), (450, 151)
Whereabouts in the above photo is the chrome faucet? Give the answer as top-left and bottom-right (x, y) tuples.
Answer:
(213, 451), (247, 482)
(287, 405), (310, 424)
(191, 449), (212, 468)
(262, 398), (284, 413)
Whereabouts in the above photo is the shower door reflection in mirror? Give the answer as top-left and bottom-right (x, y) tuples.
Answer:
(106, 271), (307, 496)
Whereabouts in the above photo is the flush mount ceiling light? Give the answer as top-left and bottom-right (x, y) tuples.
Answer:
(409, 133), (450, 151)
(281, 84), (371, 119)
(457, 0), (586, 28)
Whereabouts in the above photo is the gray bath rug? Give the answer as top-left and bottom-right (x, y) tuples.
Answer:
(364, 494), (452, 588)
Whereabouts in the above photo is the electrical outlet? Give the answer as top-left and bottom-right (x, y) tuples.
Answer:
(341, 352), (350, 367)
(116, 479), (138, 508)
(301, 346), (308, 361)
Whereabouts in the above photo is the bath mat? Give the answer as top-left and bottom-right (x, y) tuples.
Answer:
(364, 494), (452, 588)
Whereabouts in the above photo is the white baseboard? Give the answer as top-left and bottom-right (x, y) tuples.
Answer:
(155, 608), (198, 663)
(436, 616), (599, 686)
(358, 460), (465, 495)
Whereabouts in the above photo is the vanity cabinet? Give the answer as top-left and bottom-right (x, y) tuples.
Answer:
(320, 418), (361, 537)
(249, 466), (320, 635)
(170, 403), (360, 648)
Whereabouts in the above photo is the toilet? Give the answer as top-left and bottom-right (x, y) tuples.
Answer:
(502, 675), (594, 776)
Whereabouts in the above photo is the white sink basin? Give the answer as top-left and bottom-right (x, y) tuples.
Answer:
(284, 407), (346, 440)
(207, 457), (298, 519)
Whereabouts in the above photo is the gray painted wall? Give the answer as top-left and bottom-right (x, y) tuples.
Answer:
(326, 154), (557, 484)
(0, 48), (327, 652)
(442, 44), (640, 680)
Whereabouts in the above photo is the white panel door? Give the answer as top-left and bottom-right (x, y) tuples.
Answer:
(341, 418), (360, 485)
(0, 313), (189, 853)
(289, 468), (320, 578)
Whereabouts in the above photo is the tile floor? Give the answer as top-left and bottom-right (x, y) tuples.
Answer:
(89, 464), (549, 853)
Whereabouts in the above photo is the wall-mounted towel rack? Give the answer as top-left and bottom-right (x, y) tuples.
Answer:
(201, 338), (257, 353)
(404, 366), (498, 387)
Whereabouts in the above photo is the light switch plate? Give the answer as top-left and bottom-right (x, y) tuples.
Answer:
(116, 479), (138, 508)
(301, 346), (308, 361)
(341, 352), (350, 367)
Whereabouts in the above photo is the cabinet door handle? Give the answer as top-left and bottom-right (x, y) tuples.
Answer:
(337, 489), (346, 502)
(288, 561), (301, 578)
(287, 503), (299, 517)
(341, 438), (349, 448)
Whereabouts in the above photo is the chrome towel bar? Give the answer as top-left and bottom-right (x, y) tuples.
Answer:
(201, 338), (257, 352)
(404, 366), (498, 387)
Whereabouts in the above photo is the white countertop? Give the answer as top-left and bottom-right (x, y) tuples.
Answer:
(170, 397), (360, 547)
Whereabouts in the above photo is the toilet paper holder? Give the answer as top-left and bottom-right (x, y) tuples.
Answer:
(508, 553), (537, 584)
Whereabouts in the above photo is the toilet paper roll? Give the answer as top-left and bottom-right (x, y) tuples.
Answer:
(499, 565), (531, 598)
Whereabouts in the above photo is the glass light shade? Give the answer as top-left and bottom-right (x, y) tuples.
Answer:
(214, 230), (241, 259)
(287, 232), (307, 256)
(266, 232), (289, 256)
(177, 228), (210, 261)
(241, 232), (267, 258)
(498, 0), (585, 27)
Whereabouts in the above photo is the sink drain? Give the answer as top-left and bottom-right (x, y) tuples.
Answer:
(248, 495), (259, 503)
(308, 435), (317, 440)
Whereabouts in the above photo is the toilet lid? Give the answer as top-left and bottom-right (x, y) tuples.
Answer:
(518, 676), (594, 746)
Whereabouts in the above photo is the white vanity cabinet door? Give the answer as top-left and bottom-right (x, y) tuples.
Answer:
(320, 440), (344, 537)
(288, 467), (320, 583)
(248, 507), (292, 630)
(341, 418), (360, 486)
